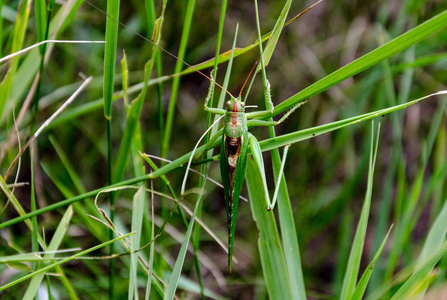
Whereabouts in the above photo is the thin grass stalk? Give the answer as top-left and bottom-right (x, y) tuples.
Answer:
(161, 0), (196, 158)
(0, 232), (133, 292)
(0, 0), (31, 120)
(144, 0), (165, 144)
(103, 0), (120, 296)
(30, 145), (39, 266)
(369, 32), (406, 293)
(31, 0), (52, 131)
(0, 0), (3, 52)
(340, 122), (380, 299)
(431, 116), (447, 220)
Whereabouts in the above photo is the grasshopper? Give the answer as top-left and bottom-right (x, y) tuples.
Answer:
(87, 0), (316, 272)
(203, 87), (304, 270)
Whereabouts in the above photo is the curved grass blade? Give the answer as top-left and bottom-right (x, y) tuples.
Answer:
(129, 187), (145, 300)
(246, 158), (292, 299)
(163, 198), (202, 300)
(260, 91), (447, 152)
(253, 1), (306, 296)
(113, 59), (153, 184)
(103, 0), (120, 120)
(410, 196), (447, 296)
(255, 0), (291, 72)
(0, 232), (133, 292)
(23, 206), (74, 299)
(352, 225), (393, 300)
(417, 198), (447, 268)
(273, 10), (447, 115)
(390, 240), (447, 299)
(0, 0), (31, 119)
(340, 123), (380, 299)
(161, 0), (196, 158)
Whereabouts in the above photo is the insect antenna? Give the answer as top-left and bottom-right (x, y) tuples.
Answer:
(84, 0), (235, 99)
(238, 56), (261, 99)
(237, 0), (326, 100)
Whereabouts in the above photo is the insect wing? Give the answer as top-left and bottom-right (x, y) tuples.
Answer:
(220, 130), (249, 271)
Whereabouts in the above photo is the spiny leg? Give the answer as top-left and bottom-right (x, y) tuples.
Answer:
(269, 144), (290, 210)
(246, 70), (309, 125)
(248, 133), (291, 210)
(246, 98), (309, 127)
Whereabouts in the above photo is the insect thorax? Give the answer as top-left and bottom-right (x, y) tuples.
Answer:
(224, 112), (247, 138)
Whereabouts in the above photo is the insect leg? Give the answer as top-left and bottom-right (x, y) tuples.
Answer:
(248, 133), (271, 209)
(246, 98), (310, 126)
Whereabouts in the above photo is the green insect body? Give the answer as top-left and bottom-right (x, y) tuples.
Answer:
(220, 97), (249, 272)
(203, 85), (301, 272)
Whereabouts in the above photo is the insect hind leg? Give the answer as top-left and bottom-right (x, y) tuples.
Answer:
(246, 98), (310, 127)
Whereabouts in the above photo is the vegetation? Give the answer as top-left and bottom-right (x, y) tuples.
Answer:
(0, 0), (446, 299)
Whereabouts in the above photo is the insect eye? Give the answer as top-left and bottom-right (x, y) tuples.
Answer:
(240, 102), (245, 107)
(226, 101), (231, 107)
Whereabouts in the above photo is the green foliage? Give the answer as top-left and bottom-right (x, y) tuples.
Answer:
(0, 0), (446, 299)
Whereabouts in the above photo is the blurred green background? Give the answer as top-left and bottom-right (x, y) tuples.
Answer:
(1, 0), (447, 298)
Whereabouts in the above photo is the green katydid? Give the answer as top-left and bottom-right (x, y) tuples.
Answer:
(179, 2), (311, 269)
(86, 0), (317, 272)
(202, 90), (303, 271)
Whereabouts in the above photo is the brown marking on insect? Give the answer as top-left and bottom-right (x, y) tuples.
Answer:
(224, 135), (243, 249)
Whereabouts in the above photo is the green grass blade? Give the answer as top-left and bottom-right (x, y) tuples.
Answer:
(121, 51), (129, 107)
(34, 0), (47, 42)
(103, 0), (120, 120)
(409, 198), (447, 296)
(417, 198), (447, 268)
(0, 174), (31, 228)
(273, 10), (447, 115)
(7, 0), (84, 110)
(163, 198), (201, 300)
(103, 0), (120, 294)
(390, 240), (447, 299)
(40, 159), (103, 239)
(340, 122), (380, 299)
(260, 91), (447, 152)
(0, 232), (133, 292)
(0, 1), (3, 52)
(246, 158), (292, 299)
(254, 1), (305, 297)
(412, 184), (447, 292)
(145, 186), (155, 300)
(161, 0), (196, 158)
(48, 135), (87, 194)
(129, 187), (145, 300)
(112, 61), (150, 184)
(271, 149), (306, 299)
(24, 206), (73, 299)
(352, 225), (393, 300)
(30, 146), (38, 264)
(256, 0), (291, 72)
(0, 0), (31, 120)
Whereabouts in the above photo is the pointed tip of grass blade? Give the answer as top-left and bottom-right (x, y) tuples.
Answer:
(228, 229), (234, 273)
